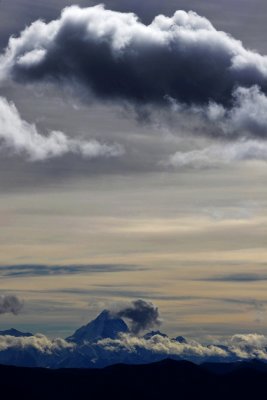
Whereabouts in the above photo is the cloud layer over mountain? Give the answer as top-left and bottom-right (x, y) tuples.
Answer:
(1, 305), (267, 368)
(1, 324), (267, 368)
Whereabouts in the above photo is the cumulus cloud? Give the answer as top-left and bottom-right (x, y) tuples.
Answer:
(164, 85), (267, 144)
(0, 333), (75, 367)
(1, 5), (267, 111)
(167, 139), (267, 168)
(114, 300), (161, 334)
(95, 332), (267, 364)
(227, 334), (267, 360)
(206, 86), (267, 138)
(0, 96), (123, 161)
(1, 5), (267, 166)
(0, 295), (24, 315)
(98, 333), (228, 361)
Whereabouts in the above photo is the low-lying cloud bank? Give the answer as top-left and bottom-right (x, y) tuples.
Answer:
(1, 317), (267, 368)
(1, 331), (267, 368)
(0, 96), (123, 161)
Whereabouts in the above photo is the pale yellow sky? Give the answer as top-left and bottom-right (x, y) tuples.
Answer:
(0, 164), (266, 339)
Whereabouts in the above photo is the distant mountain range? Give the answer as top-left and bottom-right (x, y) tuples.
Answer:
(0, 309), (266, 368)
(0, 328), (33, 337)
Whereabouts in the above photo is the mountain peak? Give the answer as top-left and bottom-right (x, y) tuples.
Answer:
(0, 328), (33, 337)
(174, 336), (187, 344)
(143, 331), (168, 340)
(66, 310), (129, 344)
(95, 309), (112, 320)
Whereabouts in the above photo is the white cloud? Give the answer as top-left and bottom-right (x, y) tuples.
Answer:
(226, 334), (267, 360)
(0, 333), (74, 353)
(1, 330), (267, 367)
(95, 332), (267, 363)
(97, 333), (228, 360)
(167, 139), (267, 168)
(0, 96), (124, 161)
(207, 86), (267, 138)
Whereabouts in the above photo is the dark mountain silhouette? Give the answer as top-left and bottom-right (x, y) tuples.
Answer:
(1, 359), (267, 400)
(143, 330), (168, 340)
(0, 328), (33, 337)
(173, 335), (187, 343)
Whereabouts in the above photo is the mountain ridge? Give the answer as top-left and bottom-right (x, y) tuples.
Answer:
(0, 328), (33, 337)
(1, 359), (267, 400)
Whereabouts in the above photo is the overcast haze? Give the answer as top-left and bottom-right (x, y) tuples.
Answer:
(0, 0), (266, 341)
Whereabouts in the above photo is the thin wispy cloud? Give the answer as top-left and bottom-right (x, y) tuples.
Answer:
(200, 273), (267, 282)
(166, 139), (267, 169)
(0, 264), (143, 278)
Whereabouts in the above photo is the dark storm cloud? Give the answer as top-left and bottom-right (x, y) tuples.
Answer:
(2, 5), (267, 110)
(0, 294), (24, 315)
(114, 299), (161, 334)
(0, 264), (142, 278)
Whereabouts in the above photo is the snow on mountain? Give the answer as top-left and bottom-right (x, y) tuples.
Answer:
(66, 310), (129, 344)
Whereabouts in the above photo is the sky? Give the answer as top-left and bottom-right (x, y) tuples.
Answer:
(0, 0), (266, 341)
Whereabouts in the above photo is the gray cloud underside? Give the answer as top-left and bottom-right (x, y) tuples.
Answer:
(0, 264), (142, 278)
(1, 4), (267, 177)
(115, 299), (161, 334)
(2, 5), (267, 109)
(1, 5), (267, 169)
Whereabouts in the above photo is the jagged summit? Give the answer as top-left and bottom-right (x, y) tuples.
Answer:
(174, 336), (187, 344)
(143, 331), (168, 340)
(66, 310), (129, 344)
(143, 331), (187, 344)
(0, 328), (33, 337)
